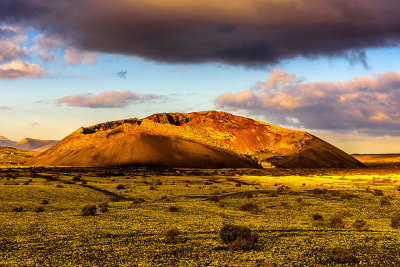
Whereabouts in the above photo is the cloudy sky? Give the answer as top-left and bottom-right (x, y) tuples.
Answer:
(1, 0), (400, 153)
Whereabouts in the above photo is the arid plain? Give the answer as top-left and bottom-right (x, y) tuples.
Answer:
(1, 147), (400, 265)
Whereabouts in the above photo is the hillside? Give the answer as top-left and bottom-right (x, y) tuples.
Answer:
(13, 138), (58, 152)
(27, 111), (364, 168)
(0, 147), (39, 166)
(0, 136), (16, 147)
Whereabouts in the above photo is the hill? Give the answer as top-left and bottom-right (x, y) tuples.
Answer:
(0, 136), (17, 147)
(0, 147), (39, 166)
(27, 111), (364, 168)
(13, 138), (58, 152)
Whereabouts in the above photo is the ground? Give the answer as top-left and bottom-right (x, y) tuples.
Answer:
(0, 155), (400, 265)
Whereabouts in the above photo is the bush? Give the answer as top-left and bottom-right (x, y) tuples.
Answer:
(131, 197), (145, 204)
(313, 188), (328, 194)
(391, 213), (400, 228)
(41, 200), (49, 205)
(12, 207), (23, 212)
(219, 224), (258, 250)
(169, 206), (180, 212)
(327, 215), (345, 228)
(81, 205), (97, 216)
(380, 197), (391, 206)
(239, 202), (259, 213)
(164, 227), (182, 243)
(99, 202), (109, 213)
(328, 247), (357, 264)
(116, 184), (125, 190)
(312, 213), (324, 221)
(149, 186), (156, 190)
(34, 206), (45, 213)
(372, 189), (384, 196)
(352, 219), (367, 231)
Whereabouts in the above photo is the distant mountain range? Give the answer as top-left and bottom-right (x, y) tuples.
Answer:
(0, 136), (58, 152)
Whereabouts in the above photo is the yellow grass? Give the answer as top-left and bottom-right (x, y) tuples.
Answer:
(1, 157), (400, 265)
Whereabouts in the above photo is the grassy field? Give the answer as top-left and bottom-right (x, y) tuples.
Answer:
(1, 157), (400, 265)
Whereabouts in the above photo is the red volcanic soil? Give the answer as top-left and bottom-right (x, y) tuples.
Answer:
(27, 111), (364, 168)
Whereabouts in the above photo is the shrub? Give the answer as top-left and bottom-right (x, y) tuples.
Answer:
(99, 202), (109, 213)
(131, 197), (145, 204)
(328, 247), (357, 264)
(116, 184), (125, 190)
(81, 205), (97, 216)
(380, 197), (391, 206)
(239, 202), (259, 213)
(327, 215), (345, 228)
(352, 219), (367, 231)
(390, 213), (400, 228)
(164, 227), (182, 243)
(72, 175), (82, 181)
(12, 207), (23, 212)
(313, 188), (328, 194)
(372, 189), (384, 196)
(149, 186), (156, 190)
(41, 200), (49, 205)
(219, 224), (258, 250)
(56, 185), (64, 188)
(169, 206), (180, 212)
(312, 213), (324, 221)
(34, 206), (45, 213)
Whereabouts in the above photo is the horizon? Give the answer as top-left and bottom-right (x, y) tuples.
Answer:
(2, 1), (400, 154)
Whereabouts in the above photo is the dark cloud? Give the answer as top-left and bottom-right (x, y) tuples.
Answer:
(117, 70), (127, 79)
(216, 69), (400, 136)
(1, 0), (400, 66)
(57, 90), (165, 108)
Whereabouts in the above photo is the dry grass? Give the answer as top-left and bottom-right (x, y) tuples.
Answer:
(0, 162), (400, 265)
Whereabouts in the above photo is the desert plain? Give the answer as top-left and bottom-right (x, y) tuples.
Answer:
(1, 148), (400, 266)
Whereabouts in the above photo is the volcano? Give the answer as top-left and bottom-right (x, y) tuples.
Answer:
(27, 111), (364, 168)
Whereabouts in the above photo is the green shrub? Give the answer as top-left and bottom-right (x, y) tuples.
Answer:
(81, 205), (97, 216)
(352, 219), (367, 231)
(34, 206), (45, 213)
(164, 227), (182, 243)
(312, 213), (324, 221)
(239, 202), (259, 213)
(99, 202), (109, 213)
(169, 206), (180, 212)
(219, 224), (258, 250)
(391, 213), (400, 228)
(327, 215), (345, 228)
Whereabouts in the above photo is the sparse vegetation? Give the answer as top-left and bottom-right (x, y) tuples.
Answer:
(0, 162), (400, 265)
(219, 224), (258, 250)
(164, 227), (182, 243)
(99, 202), (109, 212)
(81, 205), (97, 216)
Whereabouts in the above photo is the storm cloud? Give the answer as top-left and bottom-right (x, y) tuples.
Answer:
(1, 0), (400, 66)
(216, 69), (400, 135)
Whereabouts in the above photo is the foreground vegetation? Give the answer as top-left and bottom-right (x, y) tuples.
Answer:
(1, 157), (400, 265)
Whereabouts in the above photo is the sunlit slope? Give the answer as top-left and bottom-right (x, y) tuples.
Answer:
(28, 111), (364, 168)
(13, 138), (58, 152)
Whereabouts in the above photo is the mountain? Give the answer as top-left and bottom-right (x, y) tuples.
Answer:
(13, 138), (58, 152)
(27, 111), (364, 168)
(0, 136), (17, 147)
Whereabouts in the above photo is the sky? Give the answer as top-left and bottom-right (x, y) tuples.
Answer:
(1, 0), (400, 154)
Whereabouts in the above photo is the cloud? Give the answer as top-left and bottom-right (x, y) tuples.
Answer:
(32, 33), (64, 62)
(216, 69), (400, 136)
(0, 24), (29, 62)
(57, 90), (165, 108)
(1, 0), (400, 67)
(167, 67), (184, 73)
(0, 106), (10, 110)
(28, 122), (39, 129)
(117, 70), (127, 79)
(0, 60), (45, 79)
(64, 47), (97, 65)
